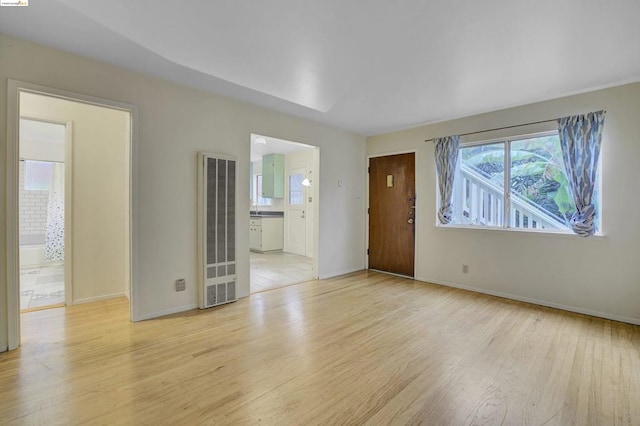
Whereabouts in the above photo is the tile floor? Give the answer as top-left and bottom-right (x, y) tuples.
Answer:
(250, 251), (314, 293)
(20, 265), (65, 311)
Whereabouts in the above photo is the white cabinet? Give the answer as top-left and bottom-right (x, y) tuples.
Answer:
(250, 217), (283, 252)
(250, 220), (262, 251)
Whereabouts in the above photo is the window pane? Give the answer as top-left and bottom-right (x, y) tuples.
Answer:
(452, 142), (505, 226)
(289, 173), (304, 205)
(24, 160), (54, 191)
(256, 175), (272, 206)
(509, 135), (575, 231)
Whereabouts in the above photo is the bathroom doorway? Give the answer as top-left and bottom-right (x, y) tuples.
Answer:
(19, 118), (70, 311)
(6, 80), (136, 351)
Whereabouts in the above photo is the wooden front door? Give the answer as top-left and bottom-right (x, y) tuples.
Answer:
(368, 153), (415, 277)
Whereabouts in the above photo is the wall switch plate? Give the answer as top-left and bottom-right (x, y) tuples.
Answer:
(175, 278), (186, 291)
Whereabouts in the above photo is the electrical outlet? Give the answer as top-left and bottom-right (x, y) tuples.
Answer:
(175, 278), (186, 292)
(462, 264), (469, 274)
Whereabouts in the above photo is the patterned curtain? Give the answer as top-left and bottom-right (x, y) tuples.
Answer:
(45, 163), (65, 262)
(557, 111), (605, 237)
(434, 135), (460, 224)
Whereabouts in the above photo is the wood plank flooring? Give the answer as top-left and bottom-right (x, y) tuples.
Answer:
(1, 271), (639, 425)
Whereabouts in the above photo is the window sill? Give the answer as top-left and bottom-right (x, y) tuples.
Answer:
(435, 223), (606, 239)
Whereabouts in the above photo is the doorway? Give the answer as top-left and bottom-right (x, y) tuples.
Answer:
(6, 80), (137, 351)
(249, 134), (319, 293)
(18, 118), (71, 311)
(368, 152), (416, 277)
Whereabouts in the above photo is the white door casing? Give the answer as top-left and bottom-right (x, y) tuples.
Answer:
(5, 80), (138, 352)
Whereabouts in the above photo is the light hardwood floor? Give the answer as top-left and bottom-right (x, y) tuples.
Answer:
(1, 271), (639, 425)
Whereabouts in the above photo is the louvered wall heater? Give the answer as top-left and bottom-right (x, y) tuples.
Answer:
(198, 153), (237, 308)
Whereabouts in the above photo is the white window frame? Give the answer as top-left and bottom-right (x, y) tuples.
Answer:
(436, 130), (603, 236)
(254, 174), (272, 207)
(288, 172), (305, 206)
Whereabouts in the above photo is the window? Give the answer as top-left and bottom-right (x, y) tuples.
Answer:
(24, 160), (54, 191)
(447, 132), (599, 232)
(254, 174), (272, 206)
(289, 173), (304, 205)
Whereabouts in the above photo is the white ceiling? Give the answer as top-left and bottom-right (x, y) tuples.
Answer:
(2, 0), (640, 135)
(250, 134), (314, 163)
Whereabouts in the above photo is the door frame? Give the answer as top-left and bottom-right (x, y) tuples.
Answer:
(18, 115), (74, 307)
(5, 79), (139, 351)
(366, 149), (418, 274)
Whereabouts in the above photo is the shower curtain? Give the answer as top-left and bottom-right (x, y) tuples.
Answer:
(45, 163), (65, 262)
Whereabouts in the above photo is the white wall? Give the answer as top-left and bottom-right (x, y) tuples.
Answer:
(367, 82), (640, 324)
(0, 33), (366, 350)
(20, 139), (65, 163)
(20, 92), (130, 304)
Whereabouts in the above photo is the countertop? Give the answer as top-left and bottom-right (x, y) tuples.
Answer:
(250, 211), (284, 218)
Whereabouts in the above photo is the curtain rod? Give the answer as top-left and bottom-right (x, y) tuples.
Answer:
(424, 110), (606, 143)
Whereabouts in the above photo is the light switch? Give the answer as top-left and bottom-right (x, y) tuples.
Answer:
(387, 175), (394, 187)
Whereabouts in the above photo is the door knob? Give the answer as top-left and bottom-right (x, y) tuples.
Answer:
(408, 218), (414, 224)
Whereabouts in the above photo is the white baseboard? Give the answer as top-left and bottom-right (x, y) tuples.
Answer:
(73, 292), (127, 305)
(416, 276), (640, 326)
(319, 267), (365, 280)
(136, 303), (198, 321)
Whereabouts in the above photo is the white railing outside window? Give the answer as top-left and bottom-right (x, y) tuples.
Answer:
(455, 164), (565, 230)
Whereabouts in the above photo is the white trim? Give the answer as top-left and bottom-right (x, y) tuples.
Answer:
(311, 146), (320, 280)
(72, 293), (128, 306)
(416, 276), (640, 326)
(6, 80), (20, 350)
(5, 80), (139, 352)
(129, 105), (139, 322)
(318, 267), (364, 280)
(136, 303), (198, 321)
(365, 149), (418, 276)
(434, 223), (606, 239)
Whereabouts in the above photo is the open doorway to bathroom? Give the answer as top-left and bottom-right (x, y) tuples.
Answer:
(6, 81), (135, 351)
(19, 119), (69, 311)
(249, 134), (319, 293)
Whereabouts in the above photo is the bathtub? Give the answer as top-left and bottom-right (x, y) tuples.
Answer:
(20, 235), (60, 268)
(20, 244), (48, 268)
